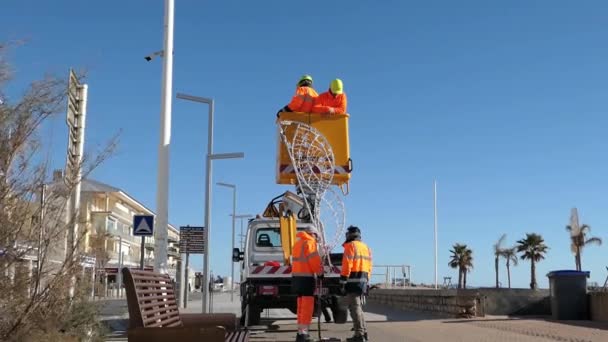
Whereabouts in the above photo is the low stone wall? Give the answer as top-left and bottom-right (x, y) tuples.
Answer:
(590, 292), (608, 322)
(368, 289), (483, 318)
(478, 288), (550, 315)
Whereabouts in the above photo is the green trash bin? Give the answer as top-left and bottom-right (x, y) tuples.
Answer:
(546, 270), (590, 320)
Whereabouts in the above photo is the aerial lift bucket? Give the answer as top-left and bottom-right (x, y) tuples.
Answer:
(276, 112), (352, 195)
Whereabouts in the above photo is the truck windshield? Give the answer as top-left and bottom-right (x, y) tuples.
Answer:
(255, 228), (281, 247)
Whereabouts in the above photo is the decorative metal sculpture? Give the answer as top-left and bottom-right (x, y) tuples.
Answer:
(278, 120), (346, 252)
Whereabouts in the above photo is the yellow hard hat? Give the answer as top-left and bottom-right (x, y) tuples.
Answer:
(298, 75), (313, 86)
(330, 79), (343, 94)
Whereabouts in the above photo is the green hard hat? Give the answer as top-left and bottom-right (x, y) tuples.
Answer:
(298, 75), (313, 85)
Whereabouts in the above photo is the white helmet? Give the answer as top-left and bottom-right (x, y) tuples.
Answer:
(305, 226), (320, 237)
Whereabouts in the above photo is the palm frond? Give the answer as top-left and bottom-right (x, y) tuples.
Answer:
(585, 237), (602, 246)
(493, 234), (507, 254)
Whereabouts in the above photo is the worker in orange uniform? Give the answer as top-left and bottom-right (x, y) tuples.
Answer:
(277, 75), (318, 117)
(340, 226), (372, 342)
(291, 226), (324, 342)
(311, 78), (347, 115)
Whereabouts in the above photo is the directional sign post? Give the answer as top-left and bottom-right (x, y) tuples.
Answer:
(134, 215), (154, 270)
(178, 226), (205, 308)
(179, 226), (205, 254)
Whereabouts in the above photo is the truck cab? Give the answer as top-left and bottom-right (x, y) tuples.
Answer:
(232, 216), (348, 326)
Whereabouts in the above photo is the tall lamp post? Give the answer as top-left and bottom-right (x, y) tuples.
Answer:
(175, 92), (244, 314)
(154, 0), (174, 275)
(217, 182), (237, 302)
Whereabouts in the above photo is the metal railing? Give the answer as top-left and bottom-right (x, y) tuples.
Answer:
(371, 264), (412, 288)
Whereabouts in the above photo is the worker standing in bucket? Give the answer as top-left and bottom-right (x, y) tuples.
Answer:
(340, 226), (372, 342)
(277, 75), (318, 116)
(312, 78), (348, 115)
(292, 226), (324, 342)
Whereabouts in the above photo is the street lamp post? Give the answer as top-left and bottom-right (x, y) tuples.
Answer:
(154, 0), (174, 276)
(216, 182), (236, 302)
(175, 92), (244, 314)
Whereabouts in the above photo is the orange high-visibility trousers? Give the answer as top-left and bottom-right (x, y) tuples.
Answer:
(297, 296), (315, 330)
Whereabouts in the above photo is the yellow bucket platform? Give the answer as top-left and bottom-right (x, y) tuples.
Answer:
(276, 112), (352, 191)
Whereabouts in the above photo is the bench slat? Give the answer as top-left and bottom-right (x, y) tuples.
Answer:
(142, 304), (178, 315)
(131, 275), (172, 282)
(136, 289), (175, 295)
(134, 282), (174, 289)
(137, 294), (176, 303)
(143, 310), (180, 325)
(140, 301), (177, 310)
(145, 314), (182, 328)
(143, 305), (179, 317)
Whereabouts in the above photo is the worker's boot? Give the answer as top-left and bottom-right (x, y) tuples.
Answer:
(295, 333), (313, 342)
(346, 334), (367, 342)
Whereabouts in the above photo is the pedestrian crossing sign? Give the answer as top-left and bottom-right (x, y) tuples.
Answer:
(133, 215), (154, 236)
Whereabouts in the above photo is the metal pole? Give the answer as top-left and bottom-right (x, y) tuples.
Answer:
(202, 100), (214, 313)
(179, 227), (186, 308)
(154, 0), (174, 275)
(231, 187), (236, 301)
(240, 218), (244, 250)
(117, 236), (123, 298)
(140, 236), (145, 270)
(184, 252), (189, 308)
(35, 184), (45, 296)
(434, 180), (438, 289)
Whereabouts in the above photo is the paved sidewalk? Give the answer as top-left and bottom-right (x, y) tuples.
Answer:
(101, 293), (608, 341)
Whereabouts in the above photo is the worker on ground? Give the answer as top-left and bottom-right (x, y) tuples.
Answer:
(292, 226), (323, 342)
(340, 226), (372, 342)
(277, 75), (318, 117)
(311, 78), (348, 115)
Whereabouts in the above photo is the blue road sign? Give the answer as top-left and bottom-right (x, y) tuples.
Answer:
(133, 215), (154, 236)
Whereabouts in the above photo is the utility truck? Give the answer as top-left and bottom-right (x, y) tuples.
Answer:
(232, 112), (352, 326)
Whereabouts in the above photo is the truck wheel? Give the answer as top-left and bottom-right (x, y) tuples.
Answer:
(331, 296), (348, 324)
(245, 303), (261, 326)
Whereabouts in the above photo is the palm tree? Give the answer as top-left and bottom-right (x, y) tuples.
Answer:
(566, 224), (602, 271)
(501, 247), (518, 288)
(516, 233), (549, 290)
(493, 234), (506, 288)
(448, 243), (474, 289)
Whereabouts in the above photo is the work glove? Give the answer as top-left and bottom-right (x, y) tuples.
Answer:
(328, 107), (335, 115)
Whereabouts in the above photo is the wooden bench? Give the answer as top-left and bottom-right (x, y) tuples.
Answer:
(122, 268), (249, 342)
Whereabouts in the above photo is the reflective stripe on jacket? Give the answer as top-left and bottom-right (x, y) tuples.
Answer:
(291, 231), (322, 296)
(287, 86), (318, 113)
(311, 91), (347, 115)
(340, 240), (372, 294)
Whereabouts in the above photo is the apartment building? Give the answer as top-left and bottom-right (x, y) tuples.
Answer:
(69, 176), (182, 285)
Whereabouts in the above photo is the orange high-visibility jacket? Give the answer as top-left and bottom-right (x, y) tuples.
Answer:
(340, 240), (372, 294)
(291, 231), (323, 296)
(287, 86), (318, 113)
(311, 91), (347, 115)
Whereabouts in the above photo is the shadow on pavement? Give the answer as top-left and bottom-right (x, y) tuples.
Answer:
(363, 302), (447, 322)
(442, 315), (608, 332)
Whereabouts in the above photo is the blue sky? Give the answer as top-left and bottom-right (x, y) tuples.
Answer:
(2, 0), (608, 289)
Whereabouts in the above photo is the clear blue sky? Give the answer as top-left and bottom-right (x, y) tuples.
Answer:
(2, 0), (608, 289)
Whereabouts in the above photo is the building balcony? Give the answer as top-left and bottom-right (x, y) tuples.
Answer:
(168, 246), (179, 257)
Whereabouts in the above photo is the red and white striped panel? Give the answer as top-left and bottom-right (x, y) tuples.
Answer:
(249, 265), (341, 277)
